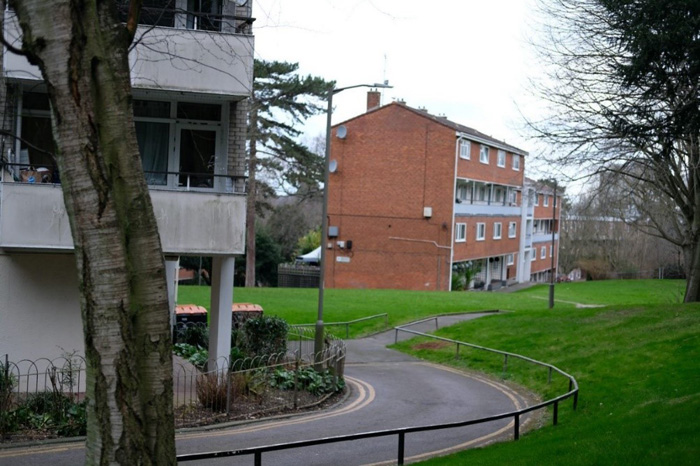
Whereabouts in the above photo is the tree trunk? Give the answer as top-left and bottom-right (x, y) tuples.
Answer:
(684, 239), (700, 302)
(245, 108), (258, 287)
(12, 1), (175, 463)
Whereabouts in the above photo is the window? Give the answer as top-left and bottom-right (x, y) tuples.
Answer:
(541, 246), (546, 259)
(476, 223), (486, 241)
(497, 150), (506, 167)
(117, 1), (176, 27)
(507, 254), (514, 265)
(177, 101), (222, 121)
(494, 222), (502, 239)
(480, 145), (489, 164)
(455, 223), (467, 242)
(550, 245), (554, 257)
(531, 250), (536, 261)
(510, 190), (517, 205)
(135, 121), (169, 185)
(544, 195), (549, 207)
(459, 140), (471, 160)
(535, 194), (540, 206)
(187, 0), (223, 31)
(513, 154), (520, 171)
(477, 185), (487, 202)
(508, 221), (517, 238)
(495, 187), (503, 203)
(19, 92), (57, 171)
(456, 184), (469, 202)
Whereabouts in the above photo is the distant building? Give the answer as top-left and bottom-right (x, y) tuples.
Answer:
(322, 93), (561, 291)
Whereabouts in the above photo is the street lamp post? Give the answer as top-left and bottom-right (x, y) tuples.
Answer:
(314, 82), (392, 367)
(549, 179), (558, 309)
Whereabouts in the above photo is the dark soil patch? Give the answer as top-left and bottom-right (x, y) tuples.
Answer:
(412, 341), (451, 350)
(175, 387), (344, 428)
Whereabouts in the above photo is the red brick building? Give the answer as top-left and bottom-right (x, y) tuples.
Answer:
(524, 179), (561, 283)
(323, 93), (559, 291)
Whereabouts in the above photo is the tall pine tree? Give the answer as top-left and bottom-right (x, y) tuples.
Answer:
(245, 60), (332, 287)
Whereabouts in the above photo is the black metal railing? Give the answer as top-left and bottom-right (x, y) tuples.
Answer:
(0, 162), (247, 194)
(177, 321), (579, 465)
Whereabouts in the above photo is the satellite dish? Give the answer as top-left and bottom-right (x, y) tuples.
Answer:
(329, 160), (338, 173)
(336, 125), (347, 139)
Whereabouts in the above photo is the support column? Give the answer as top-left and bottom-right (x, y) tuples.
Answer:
(485, 258), (492, 289)
(164, 256), (180, 331)
(209, 256), (235, 370)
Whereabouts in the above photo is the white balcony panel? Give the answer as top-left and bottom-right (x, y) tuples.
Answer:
(0, 182), (245, 255)
(533, 233), (559, 244)
(129, 27), (254, 96)
(150, 189), (245, 255)
(3, 12), (254, 96)
(454, 203), (521, 217)
(0, 183), (73, 250)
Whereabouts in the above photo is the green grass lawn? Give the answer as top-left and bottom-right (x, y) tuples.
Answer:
(178, 280), (699, 464)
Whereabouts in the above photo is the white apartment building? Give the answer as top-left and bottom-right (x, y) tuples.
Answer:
(0, 0), (254, 362)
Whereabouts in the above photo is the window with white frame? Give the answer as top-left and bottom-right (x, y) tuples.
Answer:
(544, 195), (549, 207)
(513, 154), (520, 171)
(497, 150), (506, 167)
(476, 223), (486, 241)
(550, 245), (553, 257)
(494, 222), (502, 239)
(508, 221), (517, 238)
(459, 139), (471, 160)
(455, 223), (467, 242)
(510, 190), (517, 205)
(541, 246), (546, 259)
(531, 249), (536, 261)
(507, 253), (514, 265)
(535, 194), (540, 206)
(480, 145), (489, 164)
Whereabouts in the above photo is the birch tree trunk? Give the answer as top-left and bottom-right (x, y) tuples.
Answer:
(10, 0), (175, 463)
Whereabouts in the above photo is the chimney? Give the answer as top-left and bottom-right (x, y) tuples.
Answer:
(367, 90), (381, 112)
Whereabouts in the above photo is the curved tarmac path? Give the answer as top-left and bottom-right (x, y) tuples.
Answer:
(0, 313), (534, 465)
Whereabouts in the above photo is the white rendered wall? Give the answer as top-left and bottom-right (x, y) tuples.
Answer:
(0, 253), (83, 362)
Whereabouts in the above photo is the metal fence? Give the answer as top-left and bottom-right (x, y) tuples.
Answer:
(1, 329), (346, 432)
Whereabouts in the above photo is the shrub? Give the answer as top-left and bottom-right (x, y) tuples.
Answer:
(270, 367), (345, 396)
(239, 316), (289, 358)
(176, 323), (209, 347)
(2, 391), (86, 437)
(174, 343), (209, 368)
(196, 373), (229, 412)
(0, 368), (16, 436)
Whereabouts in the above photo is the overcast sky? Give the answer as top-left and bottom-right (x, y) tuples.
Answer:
(251, 0), (548, 174)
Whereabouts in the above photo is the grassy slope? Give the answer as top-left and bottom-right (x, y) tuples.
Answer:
(178, 280), (699, 464)
(394, 282), (700, 465)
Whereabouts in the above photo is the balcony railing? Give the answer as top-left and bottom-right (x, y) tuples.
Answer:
(454, 201), (521, 217)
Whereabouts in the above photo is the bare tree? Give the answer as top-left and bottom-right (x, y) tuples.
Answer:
(8, 0), (175, 463)
(529, 0), (700, 301)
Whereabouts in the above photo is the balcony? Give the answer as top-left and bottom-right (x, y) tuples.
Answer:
(533, 232), (559, 244)
(454, 201), (521, 217)
(2, 9), (254, 97)
(0, 172), (246, 255)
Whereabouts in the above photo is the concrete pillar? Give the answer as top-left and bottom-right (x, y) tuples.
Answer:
(164, 256), (180, 330)
(485, 258), (492, 288)
(208, 255), (235, 370)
